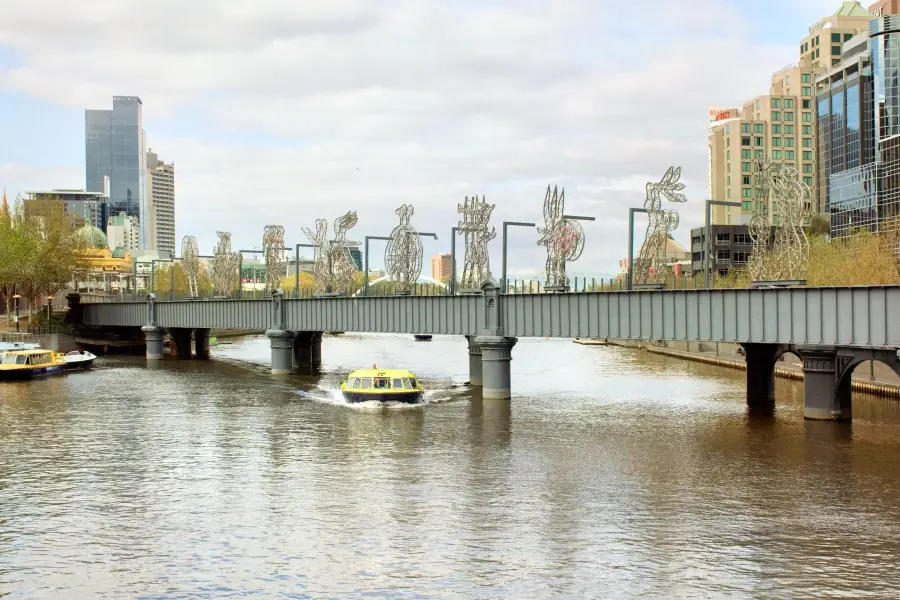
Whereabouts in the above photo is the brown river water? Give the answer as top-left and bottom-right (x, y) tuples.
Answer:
(2, 333), (900, 599)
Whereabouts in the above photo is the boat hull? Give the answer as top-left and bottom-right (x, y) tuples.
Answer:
(0, 365), (66, 381)
(342, 391), (423, 404)
(64, 358), (95, 371)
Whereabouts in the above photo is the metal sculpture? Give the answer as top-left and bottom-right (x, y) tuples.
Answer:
(749, 158), (810, 280)
(262, 225), (286, 294)
(384, 204), (423, 294)
(634, 166), (687, 285)
(302, 211), (360, 293)
(536, 185), (585, 290)
(211, 231), (241, 297)
(457, 195), (496, 289)
(181, 235), (200, 297)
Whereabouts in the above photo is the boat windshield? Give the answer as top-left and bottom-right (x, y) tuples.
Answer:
(361, 378), (373, 389)
(3, 355), (27, 365)
(409, 378), (417, 388)
(349, 378), (361, 389)
(402, 378), (411, 389)
(373, 378), (389, 389)
(392, 378), (402, 389)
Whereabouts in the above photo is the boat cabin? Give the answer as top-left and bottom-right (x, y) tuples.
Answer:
(1, 350), (57, 366)
(345, 370), (418, 391)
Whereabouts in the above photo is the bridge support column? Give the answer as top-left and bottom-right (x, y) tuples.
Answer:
(466, 335), (482, 387)
(266, 330), (295, 375)
(310, 331), (323, 369)
(475, 335), (517, 399)
(141, 326), (165, 361)
(743, 343), (783, 415)
(171, 328), (193, 358)
(195, 328), (210, 359)
(293, 331), (313, 370)
(800, 348), (850, 421)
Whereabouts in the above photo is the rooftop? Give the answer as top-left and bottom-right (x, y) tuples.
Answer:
(834, 1), (870, 16)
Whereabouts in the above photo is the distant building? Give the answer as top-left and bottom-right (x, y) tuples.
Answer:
(690, 225), (776, 277)
(348, 247), (363, 271)
(23, 177), (110, 230)
(431, 253), (452, 281)
(107, 212), (141, 253)
(85, 96), (148, 248)
(146, 149), (175, 256)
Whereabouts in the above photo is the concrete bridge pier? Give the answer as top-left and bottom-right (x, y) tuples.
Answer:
(171, 328), (193, 358)
(141, 326), (165, 361)
(195, 329), (211, 359)
(266, 330), (295, 375)
(293, 331), (323, 371)
(466, 335), (482, 387)
(800, 347), (851, 421)
(743, 343), (786, 415)
(310, 332), (323, 369)
(475, 335), (517, 399)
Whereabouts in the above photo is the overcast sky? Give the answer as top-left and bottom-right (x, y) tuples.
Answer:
(0, 0), (845, 278)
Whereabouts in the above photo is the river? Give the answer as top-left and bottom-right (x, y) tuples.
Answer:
(2, 333), (900, 599)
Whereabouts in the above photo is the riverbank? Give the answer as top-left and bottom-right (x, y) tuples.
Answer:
(591, 339), (900, 398)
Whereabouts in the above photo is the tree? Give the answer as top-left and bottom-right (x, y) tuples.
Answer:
(152, 262), (214, 295)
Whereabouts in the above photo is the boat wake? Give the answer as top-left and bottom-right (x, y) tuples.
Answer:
(296, 385), (460, 409)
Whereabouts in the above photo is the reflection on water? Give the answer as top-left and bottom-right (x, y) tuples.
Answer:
(2, 333), (900, 598)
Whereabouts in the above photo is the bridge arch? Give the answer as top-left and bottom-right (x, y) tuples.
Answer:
(834, 351), (900, 404)
(351, 275), (449, 297)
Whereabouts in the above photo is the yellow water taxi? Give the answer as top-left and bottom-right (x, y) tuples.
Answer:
(0, 349), (67, 381)
(340, 366), (424, 404)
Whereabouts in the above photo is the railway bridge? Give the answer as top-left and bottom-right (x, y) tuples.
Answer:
(66, 281), (900, 421)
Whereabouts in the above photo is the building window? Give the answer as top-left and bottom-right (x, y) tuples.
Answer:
(831, 33), (841, 43)
(802, 99), (811, 109)
(742, 175), (751, 185)
(785, 137), (794, 147)
(832, 45), (841, 56)
(785, 111), (795, 121)
(803, 176), (813, 186)
(844, 33), (852, 42)
(832, 59), (841, 67)
(803, 151), (813, 160)
(815, 48), (820, 59)
(726, 125), (731, 134)
(754, 123), (764, 133)
(717, 250), (730, 261)
(772, 137), (782, 147)
(801, 73), (811, 83)
(734, 233), (752, 245)
(773, 111), (781, 120)
(742, 136), (751, 146)
(727, 175), (731, 185)
(772, 98), (781, 108)
(802, 137), (812, 147)
(741, 123), (750, 133)
(773, 124), (782, 134)
(802, 112), (812, 122)
(784, 125), (794, 134)
(755, 137), (764, 146)
(785, 98), (794, 108)
(741, 188), (752, 198)
(755, 150), (764, 159)
(756, 100), (760, 109)
(742, 162), (751, 172)
(803, 163), (813, 173)
(773, 150), (782, 159)
(786, 150), (795, 160)
(741, 149), (751, 159)
(717, 233), (731, 243)
(802, 125), (811, 135)
(742, 200), (752, 211)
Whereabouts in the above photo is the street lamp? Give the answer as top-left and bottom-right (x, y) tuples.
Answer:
(12, 294), (20, 333)
(449, 226), (459, 295)
(705, 200), (742, 289)
(501, 221), (536, 294)
(363, 232), (439, 297)
(626, 207), (649, 291)
(46, 296), (53, 323)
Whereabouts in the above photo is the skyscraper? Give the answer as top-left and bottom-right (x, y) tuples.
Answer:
(147, 149), (176, 256)
(85, 96), (148, 248)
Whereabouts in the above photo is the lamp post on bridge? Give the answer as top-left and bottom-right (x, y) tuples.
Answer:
(449, 226), (459, 296)
(501, 221), (536, 294)
(626, 207), (648, 291)
(705, 200), (742, 289)
(363, 232), (439, 297)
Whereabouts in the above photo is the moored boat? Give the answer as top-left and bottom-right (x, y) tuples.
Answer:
(63, 350), (97, 371)
(0, 332), (41, 363)
(0, 349), (67, 381)
(340, 367), (423, 403)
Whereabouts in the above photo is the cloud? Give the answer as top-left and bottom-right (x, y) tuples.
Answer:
(0, 0), (806, 277)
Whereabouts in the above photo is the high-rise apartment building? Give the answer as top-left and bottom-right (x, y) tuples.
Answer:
(431, 253), (452, 281)
(85, 96), (148, 248)
(146, 149), (175, 256)
(707, 2), (873, 225)
(818, 9), (900, 239)
(23, 177), (110, 230)
(107, 212), (141, 252)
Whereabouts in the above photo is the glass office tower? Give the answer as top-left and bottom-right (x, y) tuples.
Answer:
(85, 96), (148, 248)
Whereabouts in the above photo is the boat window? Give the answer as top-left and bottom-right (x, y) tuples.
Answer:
(409, 378), (417, 388)
(16, 355), (27, 365)
(3, 355), (16, 364)
(350, 378), (361, 389)
(374, 377), (389, 389)
(402, 378), (411, 389)
(361, 378), (372, 389)
(392, 378), (402, 389)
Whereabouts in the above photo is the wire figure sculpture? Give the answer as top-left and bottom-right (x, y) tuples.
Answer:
(262, 225), (286, 295)
(212, 231), (241, 297)
(384, 204), (423, 294)
(181, 235), (200, 297)
(536, 185), (585, 290)
(302, 211), (361, 294)
(457, 195), (496, 289)
(748, 157), (777, 281)
(634, 166), (687, 285)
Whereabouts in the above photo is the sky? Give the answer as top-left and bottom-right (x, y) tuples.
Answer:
(0, 0), (851, 279)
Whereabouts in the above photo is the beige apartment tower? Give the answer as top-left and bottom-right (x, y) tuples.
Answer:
(707, 1), (873, 225)
(431, 253), (452, 282)
(146, 149), (175, 256)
